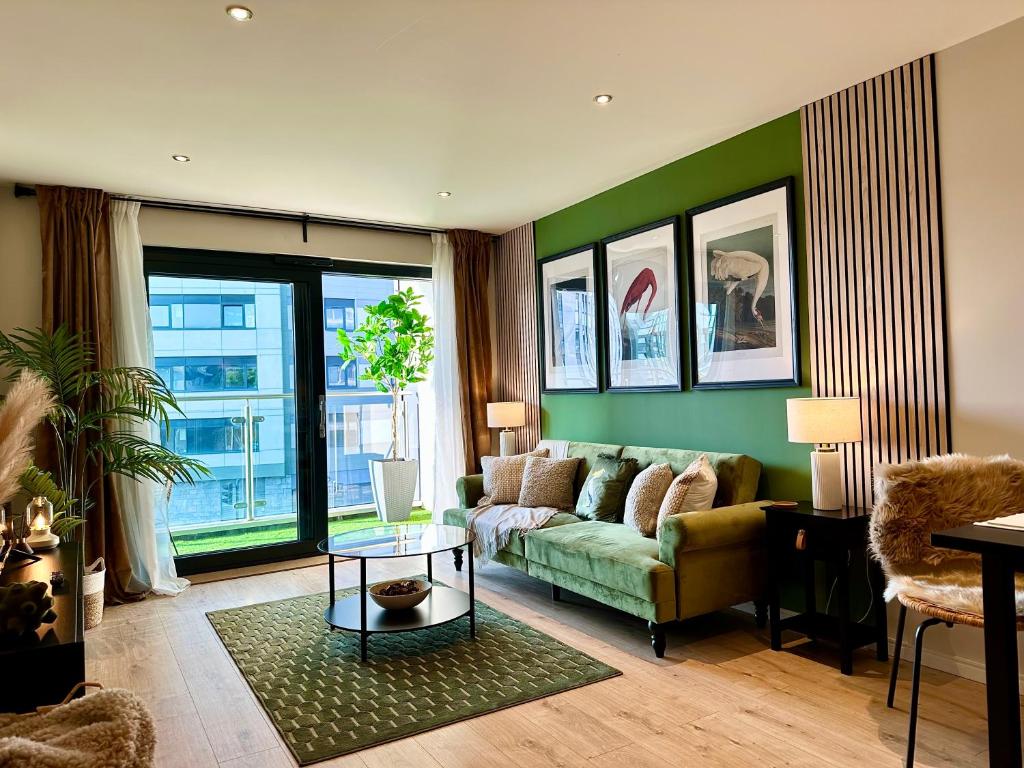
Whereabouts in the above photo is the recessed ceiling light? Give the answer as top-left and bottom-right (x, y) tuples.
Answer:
(593, 94), (613, 105)
(171, 154), (191, 163)
(226, 5), (253, 21)
(437, 191), (452, 198)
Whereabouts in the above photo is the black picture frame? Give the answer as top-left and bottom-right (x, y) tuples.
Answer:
(599, 216), (683, 393)
(536, 243), (601, 394)
(684, 177), (800, 390)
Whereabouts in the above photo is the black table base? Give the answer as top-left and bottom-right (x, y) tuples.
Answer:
(326, 545), (475, 662)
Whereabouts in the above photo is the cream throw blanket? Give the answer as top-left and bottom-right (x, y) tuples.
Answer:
(469, 439), (572, 561)
(0, 688), (156, 767)
(468, 503), (560, 561)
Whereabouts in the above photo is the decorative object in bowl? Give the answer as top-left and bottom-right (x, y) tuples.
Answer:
(368, 579), (431, 610)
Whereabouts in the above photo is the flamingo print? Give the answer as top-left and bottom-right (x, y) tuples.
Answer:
(619, 267), (658, 318)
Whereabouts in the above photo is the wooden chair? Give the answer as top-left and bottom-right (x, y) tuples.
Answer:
(869, 454), (1024, 767)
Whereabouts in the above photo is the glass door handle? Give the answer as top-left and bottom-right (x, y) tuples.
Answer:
(318, 395), (326, 439)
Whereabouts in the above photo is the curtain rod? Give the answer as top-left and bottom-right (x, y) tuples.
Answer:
(12, 183), (443, 238)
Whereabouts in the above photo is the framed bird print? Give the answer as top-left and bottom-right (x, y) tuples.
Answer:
(685, 177), (800, 389)
(600, 217), (682, 392)
(537, 244), (600, 393)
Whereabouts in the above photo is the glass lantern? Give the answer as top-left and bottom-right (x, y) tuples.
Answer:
(25, 496), (58, 550)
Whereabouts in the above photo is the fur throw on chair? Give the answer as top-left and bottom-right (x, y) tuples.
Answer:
(869, 453), (1024, 615)
(0, 689), (155, 768)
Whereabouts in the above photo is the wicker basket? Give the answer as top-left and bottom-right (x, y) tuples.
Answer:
(83, 557), (105, 630)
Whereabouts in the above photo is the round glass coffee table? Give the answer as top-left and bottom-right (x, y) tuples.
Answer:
(317, 523), (476, 661)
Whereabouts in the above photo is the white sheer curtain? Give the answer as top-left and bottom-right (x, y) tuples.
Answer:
(110, 200), (189, 596)
(429, 233), (467, 519)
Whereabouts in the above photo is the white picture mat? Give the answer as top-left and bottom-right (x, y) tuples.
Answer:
(605, 223), (680, 389)
(541, 248), (598, 390)
(691, 186), (794, 384)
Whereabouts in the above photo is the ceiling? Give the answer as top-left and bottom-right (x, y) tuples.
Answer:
(1, 1), (1021, 234)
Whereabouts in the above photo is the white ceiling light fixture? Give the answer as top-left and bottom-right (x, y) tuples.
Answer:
(226, 5), (253, 22)
(437, 191), (452, 198)
(171, 154), (191, 163)
(593, 94), (613, 105)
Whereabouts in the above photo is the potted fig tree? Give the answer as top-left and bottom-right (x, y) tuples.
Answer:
(337, 288), (433, 522)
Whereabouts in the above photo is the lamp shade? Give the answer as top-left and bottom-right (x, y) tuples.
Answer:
(787, 397), (862, 444)
(487, 401), (526, 429)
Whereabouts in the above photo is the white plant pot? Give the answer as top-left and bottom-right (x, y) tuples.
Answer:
(369, 459), (419, 523)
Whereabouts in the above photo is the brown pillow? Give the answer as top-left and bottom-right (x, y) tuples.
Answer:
(480, 449), (549, 504)
(656, 457), (708, 540)
(623, 463), (673, 538)
(518, 456), (582, 509)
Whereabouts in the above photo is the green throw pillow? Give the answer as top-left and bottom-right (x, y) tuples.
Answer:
(575, 453), (639, 522)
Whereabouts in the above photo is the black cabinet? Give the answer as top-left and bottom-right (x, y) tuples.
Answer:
(765, 502), (887, 675)
(0, 542), (85, 713)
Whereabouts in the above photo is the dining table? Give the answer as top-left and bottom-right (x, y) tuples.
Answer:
(932, 523), (1024, 768)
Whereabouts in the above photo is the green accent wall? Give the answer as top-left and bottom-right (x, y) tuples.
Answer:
(535, 112), (812, 500)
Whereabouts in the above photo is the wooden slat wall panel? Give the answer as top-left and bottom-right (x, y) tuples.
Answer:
(494, 223), (541, 452)
(801, 55), (950, 508)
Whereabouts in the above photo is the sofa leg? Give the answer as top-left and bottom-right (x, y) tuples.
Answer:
(453, 547), (464, 572)
(754, 599), (768, 629)
(551, 584), (561, 602)
(648, 621), (667, 658)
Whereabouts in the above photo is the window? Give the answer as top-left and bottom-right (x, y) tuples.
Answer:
(326, 357), (357, 389)
(161, 417), (259, 456)
(222, 304), (245, 327)
(150, 304), (171, 328)
(324, 298), (356, 331)
(149, 294), (257, 329)
(156, 356), (258, 392)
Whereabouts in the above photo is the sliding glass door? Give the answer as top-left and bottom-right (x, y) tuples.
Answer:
(145, 247), (430, 574)
(320, 274), (433, 534)
(149, 275), (301, 557)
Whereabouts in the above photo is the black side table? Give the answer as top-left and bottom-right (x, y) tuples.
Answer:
(765, 501), (887, 675)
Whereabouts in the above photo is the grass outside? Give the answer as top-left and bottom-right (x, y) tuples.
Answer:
(171, 507), (434, 557)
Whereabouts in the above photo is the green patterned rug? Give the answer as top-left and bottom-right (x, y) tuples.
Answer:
(207, 581), (621, 765)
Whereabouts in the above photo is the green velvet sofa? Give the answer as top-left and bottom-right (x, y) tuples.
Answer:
(443, 441), (768, 657)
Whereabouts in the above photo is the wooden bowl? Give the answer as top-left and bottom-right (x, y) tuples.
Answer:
(368, 579), (431, 610)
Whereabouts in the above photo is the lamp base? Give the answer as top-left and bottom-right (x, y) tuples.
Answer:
(810, 449), (844, 510)
(498, 430), (517, 457)
(27, 530), (59, 551)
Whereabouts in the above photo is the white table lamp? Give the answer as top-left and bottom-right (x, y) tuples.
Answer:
(787, 397), (862, 510)
(487, 402), (526, 457)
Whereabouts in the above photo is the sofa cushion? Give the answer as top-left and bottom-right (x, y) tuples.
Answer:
(619, 446), (759, 507)
(567, 442), (624, 497)
(518, 456), (581, 509)
(575, 453), (639, 522)
(481, 449), (548, 504)
(442, 507), (581, 556)
(525, 521), (675, 602)
(657, 455), (719, 532)
(623, 463), (673, 537)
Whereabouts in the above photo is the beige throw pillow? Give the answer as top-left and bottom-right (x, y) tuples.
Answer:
(518, 456), (581, 509)
(480, 449), (549, 505)
(656, 455), (718, 540)
(623, 463), (673, 537)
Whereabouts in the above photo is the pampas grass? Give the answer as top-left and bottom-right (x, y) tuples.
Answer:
(0, 371), (55, 509)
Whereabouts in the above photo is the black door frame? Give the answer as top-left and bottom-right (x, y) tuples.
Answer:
(144, 246), (430, 575)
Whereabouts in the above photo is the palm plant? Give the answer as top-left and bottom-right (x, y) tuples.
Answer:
(0, 326), (209, 537)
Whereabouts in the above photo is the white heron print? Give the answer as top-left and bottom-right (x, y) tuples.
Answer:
(705, 224), (776, 352)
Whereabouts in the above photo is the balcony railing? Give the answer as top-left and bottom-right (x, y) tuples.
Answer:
(163, 390), (421, 534)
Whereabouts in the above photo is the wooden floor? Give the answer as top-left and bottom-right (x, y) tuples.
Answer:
(88, 554), (1004, 767)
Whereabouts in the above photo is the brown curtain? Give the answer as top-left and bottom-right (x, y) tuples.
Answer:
(38, 185), (143, 604)
(449, 229), (493, 472)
